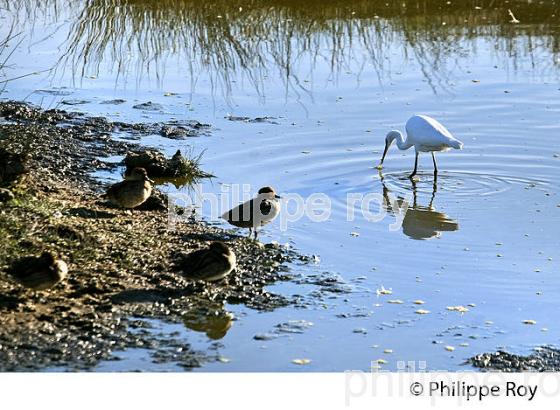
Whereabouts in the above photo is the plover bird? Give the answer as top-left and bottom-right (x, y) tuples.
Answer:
(178, 242), (236, 282)
(222, 186), (281, 239)
(106, 167), (153, 209)
(7, 251), (68, 290)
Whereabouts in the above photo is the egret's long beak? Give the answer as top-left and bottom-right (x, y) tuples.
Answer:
(146, 177), (155, 184)
(377, 140), (390, 169)
(275, 194), (282, 199)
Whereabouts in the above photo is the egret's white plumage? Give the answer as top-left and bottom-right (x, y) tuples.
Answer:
(378, 115), (463, 178)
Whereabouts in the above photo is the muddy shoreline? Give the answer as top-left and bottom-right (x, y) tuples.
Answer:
(469, 347), (560, 372)
(0, 101), (310, 371)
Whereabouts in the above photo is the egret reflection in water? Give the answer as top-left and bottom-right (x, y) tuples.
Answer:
(381, 175), (458, 240)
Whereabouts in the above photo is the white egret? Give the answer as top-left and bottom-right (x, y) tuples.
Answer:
(377, 115), (463, 178)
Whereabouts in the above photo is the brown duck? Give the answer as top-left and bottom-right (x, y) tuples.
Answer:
(106, 167), (153, 209)
(7, 252), (68, 290)
(178, 242), (236, 282)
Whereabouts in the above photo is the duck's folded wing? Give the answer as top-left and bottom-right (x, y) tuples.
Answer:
(180, 249), (207, 275)
(189, 259), (227, 280)
(106, 180), (126, 198)
(15, 268), (57, 290)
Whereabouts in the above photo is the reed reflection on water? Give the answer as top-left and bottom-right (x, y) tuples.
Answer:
(2, 0), (560, 97)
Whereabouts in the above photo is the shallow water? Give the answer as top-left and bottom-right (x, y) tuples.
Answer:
(2, 0), (560, 371)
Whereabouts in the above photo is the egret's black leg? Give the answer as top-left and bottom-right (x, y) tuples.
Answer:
(408, 152), (419, 178)
(431, 152), (438, 176)
(429, 179), (437, 209)
(410, 178), (418, 208)
(248, 228), (253, 239)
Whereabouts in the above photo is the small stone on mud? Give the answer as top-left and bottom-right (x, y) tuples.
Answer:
(275, 320), (314, 334)
(132, 101), (164, 111)
(253, 333), (278, 341)
(0, 188), (15, 202)
(101, 99), (126, 105)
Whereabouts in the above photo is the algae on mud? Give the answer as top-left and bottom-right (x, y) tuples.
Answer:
(0, 101), (308, 371)
(469, 347), (560, 372)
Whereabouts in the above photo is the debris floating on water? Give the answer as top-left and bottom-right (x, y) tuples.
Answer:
(508, 9), (520, 23)
(292, 358), (311, 365)
(376, 286), (392, 296)
(446, 306), (470, 313)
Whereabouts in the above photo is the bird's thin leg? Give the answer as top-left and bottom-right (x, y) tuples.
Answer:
(254, 228), (259, 240)
(410, 178), (418, 208)
(429, 179), (437, 209)
(408, 152), (419, 178)
(431, 152), (438, 177)
(248, 228), (253, 239)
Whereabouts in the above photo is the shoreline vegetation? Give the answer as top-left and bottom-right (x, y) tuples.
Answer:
(0, 101), (309, 370)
